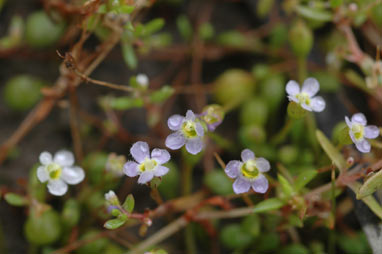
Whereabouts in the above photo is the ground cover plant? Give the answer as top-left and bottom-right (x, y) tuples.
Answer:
(1, 0), (382, 253)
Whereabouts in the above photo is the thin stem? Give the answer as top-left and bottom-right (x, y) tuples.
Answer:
(297, 57), (307, 83)
(271, 118), (294, 145)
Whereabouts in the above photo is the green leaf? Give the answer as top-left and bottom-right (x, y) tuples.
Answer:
(316, 130), (346, 172)
(121, 42), (137, 69)
(119, 5), (134, 14)
(104, 216), (127, 230)
(143, 18), (165, 36)
(357, 170), (382, 199)
(295, 5), (333, 22)
(4, 193), (28, 206)
(176, 15), (192, 41)
(294, 169), (318, 191)
(122, 194), (135, 213)
(199, 23), (214, 40)
(149, 85), (174, 103)
(253, 198), (284, 213)
(110, 97), (143, 110)
(330, 0), (342, 8)
(348, 182), (382, 220)
(257, 0), (274, 18)
(278, 174), (295, 197)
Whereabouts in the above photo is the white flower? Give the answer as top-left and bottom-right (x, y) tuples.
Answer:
(224, 149), (270, 194)
(165, 110), (205, 155)
(37, 150), (85, 196)
(286, 77), (326, 112)
(136, 74), (149, 88)
(123, 141), (171, 184)
(345, 113), (380, 153)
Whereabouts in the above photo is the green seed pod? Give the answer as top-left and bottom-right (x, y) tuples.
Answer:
(239, 124), (266, 146)
(3, 75), (45, 111)
(287, 101), (307, 119)
(278, 145), (299, 165)
(220, 224), (252, 249)
(203, 169), (233, 195)
(260, 74), (285, 112)
(241, 214), (260, 237)
(251, 64), (271, 81)
(25, 11), (65, 48)
(214, 69), (255, 109)
(24, 209), (61, 245)
(240, 97), (268, 126)
(288, 19), (313, 58)
(62, 199), (81, 228)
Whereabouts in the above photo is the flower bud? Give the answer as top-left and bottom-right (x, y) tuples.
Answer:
(106, 153), (126, 177)
(201, 104), (225, 131)
(288, 20), (313, 58)
(240, 97), (268, 126)
(105, 190), (120, 206)
(287, 102), (306, 119)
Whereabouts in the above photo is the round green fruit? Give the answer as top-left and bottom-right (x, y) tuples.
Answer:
(25, 11), (65, 48)
(3, 75), (44, 111)
(24, 210), (61, 245)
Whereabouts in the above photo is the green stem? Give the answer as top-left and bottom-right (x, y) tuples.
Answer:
(297, 57), (307, 83)
(271, 118), (294, 145)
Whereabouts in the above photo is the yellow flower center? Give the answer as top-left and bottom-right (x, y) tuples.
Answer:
(47, 163), (62, 180)
(241, 159), (259, 179)
(351, 123), (364, 141)
(138, 158), (158, 172)
(295, 92), (311, 106)
(181, 120), (197, 138)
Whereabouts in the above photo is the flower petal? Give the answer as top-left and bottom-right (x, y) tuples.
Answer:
(256, 158), (270, 172)
(225, 160), (241, 178)
(345, 116), (352, 128)
(151, 148), (171, 164)
(355, 139), (371, 153)
(302, 77), (319, 97)
(39, 152), (52, 165)
(288, 95), (299, 103)
(138, 171), (154, 184)
(37, 166), (49, 182)
(165, 131), (186, 150)
(185, 137), (203, 155)
(123, 161), (139, 177)
(54, 150), (75, 167)
(47, 179), (68, 196)
(251, 174), (269, 193)
(300, 103), (313, 111)
(168, 114), (184, 131)
(310, 96), (326, 112)
(241, 149), (255, 162)
(61, 166), (85, 185)
(195, 122), (204, 137)
(286, 80), (300, 96)
(130, 141), (150, 163)
(154, 165), (169, 177)
(364, 125), (380, 139)
(351, 113), (367, 126)
(185, 110), (195, 121)
(232, 177), (251, 194)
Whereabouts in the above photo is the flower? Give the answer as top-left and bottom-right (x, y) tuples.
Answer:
(106, 153), (126, 177)
(105, 190), (120, 206)
(136, 74), (149, 88)
(200, 104), (225, 131)
(37, 150), (85, 196)
(224, 149), (270, 194)
(123, 141), (171, 184)
(286, 77), (325, 112)
(345, 113), (379, 153)
(165, 110), (205, 155)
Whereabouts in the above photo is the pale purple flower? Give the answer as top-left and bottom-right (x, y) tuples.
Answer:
(123, 141), (170, 184)
(165, 110), (205, 155)
(286, 78), (326, 112)
(224, 149), (270, 194)
(37, 150), (85, 196)
(345, 113), (379, 153)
